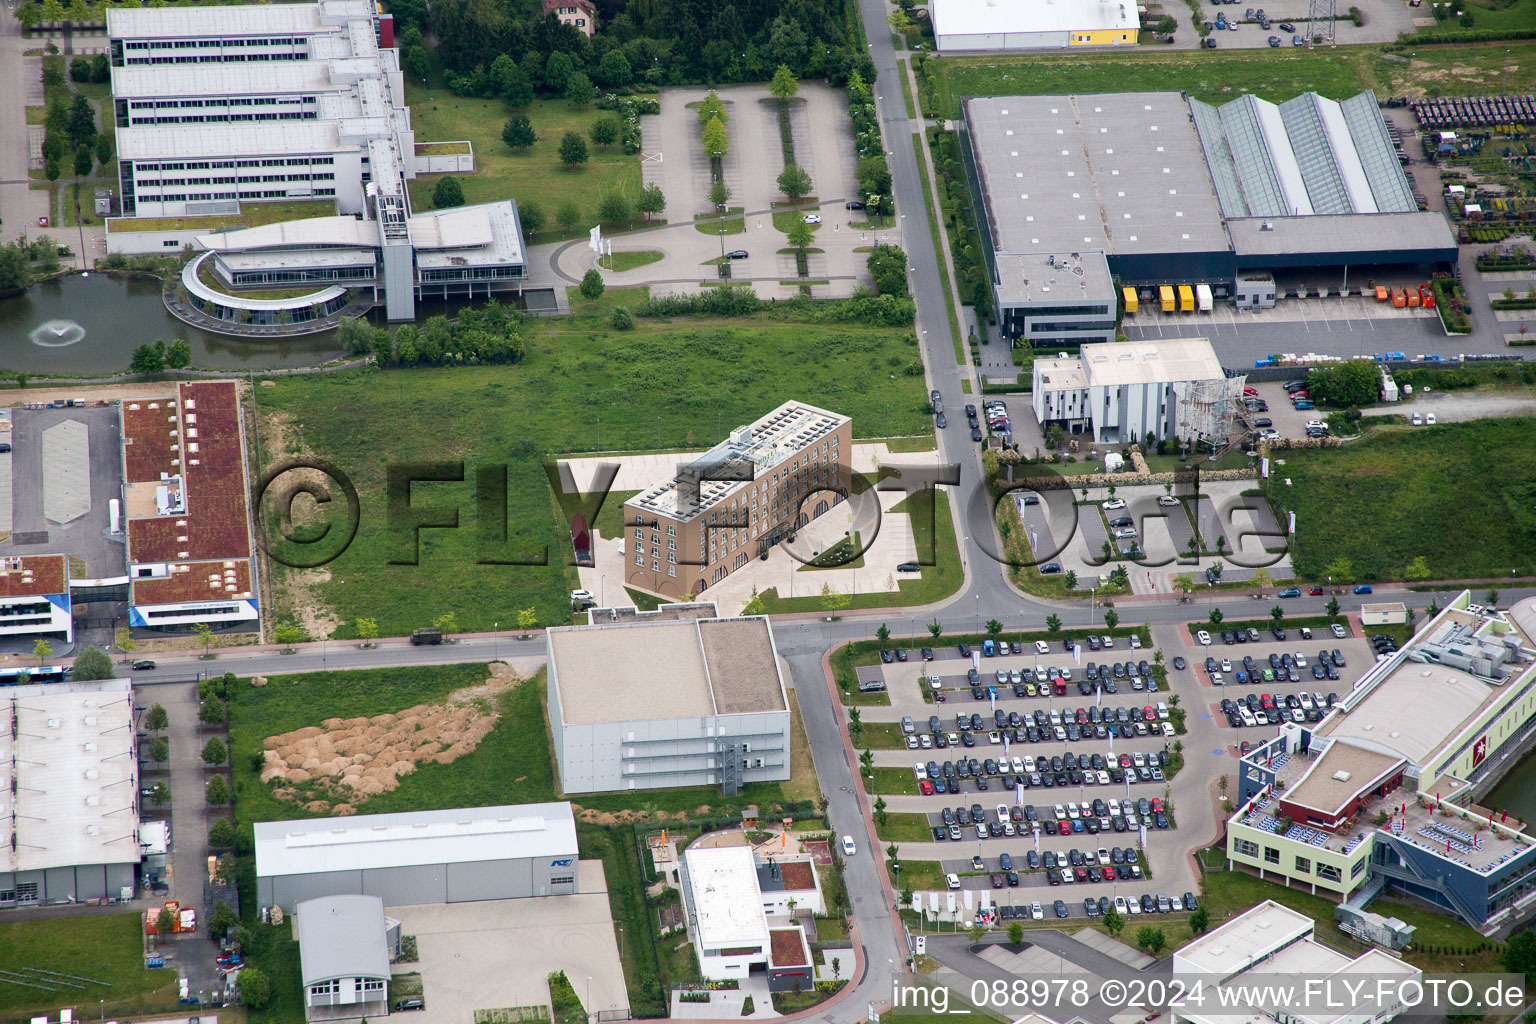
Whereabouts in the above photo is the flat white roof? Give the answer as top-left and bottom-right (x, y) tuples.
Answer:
(255, 802), (577, 879)
(1174, 900), (1313, 975)
(108, 4), (324, 38)
(1081, 337), (1225, 387)
(686, 845), (771, 950)
(933, 0), (1138, 36)
(0, 680), (140, 875)
(413, 201), (526, 269)
(297, 894), (391, 986)
(112, 61), (343, 99)
(198, 215), (377, 252)
(118, 121), (342, 160)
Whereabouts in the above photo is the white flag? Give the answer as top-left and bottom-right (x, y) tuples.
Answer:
(989, 689), (995, 711)
(588, 225), (603, 253)
(946, 891), (957, 915)
(1072, 643), (1081, 664)
(1139, 823), (1147, 847)
(980, 892), (991, 912)
(1096, 685), (1102, 708)
(929, 891), (940, 914)
(972, 651), (981, 671)
(963, 888), (973, 913)
(1016, 782), (1024, 805)
(912, 892), (924, 916)
(1033, 829), (1040, 853)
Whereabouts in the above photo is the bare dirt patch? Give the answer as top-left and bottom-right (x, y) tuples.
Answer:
(259, 407), (340, 640)
(259, 662), (523, 813)
(571, 806), (691, 825)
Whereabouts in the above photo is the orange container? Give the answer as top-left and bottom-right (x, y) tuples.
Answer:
(1375, 285), (1388, 302)
(1419, 285), (1435, 308)
(1407, 291), (1421, 307)
(1391, 289), (1407, 308)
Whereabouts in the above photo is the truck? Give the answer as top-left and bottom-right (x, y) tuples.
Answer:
(1195, 283), (1213, 312)
(1158, 285), (1176, 312)
(1122, 287), (1138, 315)
(1177, 285), (1195, 313)
(409, 627), (442, 646)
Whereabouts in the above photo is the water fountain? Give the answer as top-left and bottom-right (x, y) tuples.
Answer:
(28, 319), (87, 348)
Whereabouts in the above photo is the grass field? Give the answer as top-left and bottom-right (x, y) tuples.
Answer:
(404, 91), (641, 240)
(257, 314), (926, 635)
(1261, 418), (1536, 581)
(600, 250), (665, 272)
(1419, 0), (1536, 32)
(877, 811), (936, 843)
(0, 914), (180, 1019)
(926, 41), (1536, 117)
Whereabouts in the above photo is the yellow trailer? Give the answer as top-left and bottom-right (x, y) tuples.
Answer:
(1178, 285), (1195, 312)
(1122, 287), (1139, 315)
(1159, 285), (1176, 312)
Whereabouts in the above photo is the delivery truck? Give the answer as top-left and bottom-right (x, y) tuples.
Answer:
(1195, 283), (1213, 312)
(1122, 287), (1138, 315)
(1159, 285), (1175, 312)
(1177, 285), (1195, 312)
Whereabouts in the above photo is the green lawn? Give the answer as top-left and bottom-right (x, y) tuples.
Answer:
(801, 530), (866, 570)
(756, 492), (963, 612)
(0, 914), (179, 1018)
(565, 283), (650, 317)
(877, 811), (936, 843)
(600, 250), (664, 273)
(107, 198), (336, 233)
(888, 859), (949, 891)
(258, 314), (926, 635)
(1419, 0), (1536, 32)
(864, 766), (921, 794)
(404, 91), (641, 239)
(925, 41), (1536, 118)
(1261, 417), (1536, 581)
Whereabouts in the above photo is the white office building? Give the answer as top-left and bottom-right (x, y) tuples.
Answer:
(107, 1), (523, 321)
(931, 0), (1138, 50)
(1032, 337), (1245, 445)
(0, 555), (73, 644)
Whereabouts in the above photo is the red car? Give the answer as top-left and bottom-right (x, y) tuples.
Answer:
(1119, 753), (1133, 768)
(1309, 586), (1325, 596)
(919, 780), (935, 795)
(1243, 386), (1259, 396)
(1151, 797), (1163, 813)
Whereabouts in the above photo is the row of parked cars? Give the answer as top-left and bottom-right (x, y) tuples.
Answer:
(991, 889), (1198, 921)
(907, 699), (1177, 755)
(913, 748), (1172, 800)
(933, 791), (1172, 842)
(1197, 622), (1350, 645)
(1204, 647), (1347, 685)
(1222, 691), (1339, 728)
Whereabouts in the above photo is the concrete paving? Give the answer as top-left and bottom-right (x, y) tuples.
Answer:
(390, 863), (627, 1024)
(41, 418), (90, 524)
(0, 406), (126, 578)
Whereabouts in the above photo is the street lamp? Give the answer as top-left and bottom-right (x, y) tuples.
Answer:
(493, 622), (498, 662)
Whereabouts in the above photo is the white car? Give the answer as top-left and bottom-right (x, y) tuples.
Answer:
(1023, 756), (1037, 773)
(1157, 495), (1180, 507)
(1031, 901), (1045, 920)
(1054, 804), (1068, 820)
(1293, 653), (1307, 668)
(1067, 802), (1081, 819)
(1103, 499), (1126, 510)
(947, 873), (962, 889)
(997, 804), (1011, 821)
(1011, 756), (1026, 773)
(1220, 658), (1232, 672)
(1096, 770), (1111, 785)
(1035, 640), (1051, 655)
(905, 735), (920, 749)
(1125, 896), (1141, 914)
(1170, 895), (1184, 912)
(803, 214), (821, 224)
(841, 835), (857, 857)
(1425, 413), (1437, 424)
(1411, 413), (1423, 426)
(1131, 752), (1146, 768)
(914, 763), (927, 779)
(1097, 848), (1112, 865)
(1197, 631), (1213, 646)
(1113, 896), (1130, 916)
(988, 730), (1002, 745)
(1102, 635), (1115, 649)
(1129, 634), (1142, 649)
(1331, 623), (1348, 639)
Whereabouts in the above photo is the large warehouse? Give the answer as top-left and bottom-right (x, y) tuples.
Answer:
(931, 0), (1137, 51)
(1227, 592), (1536, 932)
(547, 603), (791, 795)
(255, 802), (579, 911)
(0, 680), (141, 907)
(961, 90), (1458, 344)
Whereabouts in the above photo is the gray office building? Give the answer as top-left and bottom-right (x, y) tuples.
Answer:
(255, 802), (579, 912)
(547, 603), (791, 795)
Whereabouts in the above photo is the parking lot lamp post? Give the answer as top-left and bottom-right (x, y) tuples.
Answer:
(719, 224), (726, 262)
(493, 622), (498, 662)
(975, 594), (980, 634)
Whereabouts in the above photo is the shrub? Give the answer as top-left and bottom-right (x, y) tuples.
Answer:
(431, 175), (465, 209)
(209, 818), (237, 847)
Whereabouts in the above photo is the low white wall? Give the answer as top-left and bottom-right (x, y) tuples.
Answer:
(105, 227), (204, 255)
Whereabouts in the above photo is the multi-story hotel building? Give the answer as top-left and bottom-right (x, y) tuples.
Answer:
(621, 402), (852, 598)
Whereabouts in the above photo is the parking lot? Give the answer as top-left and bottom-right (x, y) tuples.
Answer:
(856, 633), (1199, 918)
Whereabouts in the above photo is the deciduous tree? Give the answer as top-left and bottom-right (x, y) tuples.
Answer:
(502, 115), (537, 149)
(558, 131), (589, 167)
(432, 175), (465, 208)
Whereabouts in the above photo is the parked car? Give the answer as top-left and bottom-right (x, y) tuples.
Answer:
(1354, 584), (1373, 594)
(726, 250), (749, 259)
(133, 660), (158, 671)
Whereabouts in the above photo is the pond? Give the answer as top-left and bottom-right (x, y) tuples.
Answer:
(0, 273), (346, 374)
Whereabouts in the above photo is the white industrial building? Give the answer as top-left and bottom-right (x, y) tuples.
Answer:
(680, 845), (816, 992)
(1032, 337), (1244, 446)
(1172, 901), (1420, 1024)
(931, 0), (1138, 51)
(0, 554), (73, 644)
(296, 894), (397, 1021)
(546, 604), (791, 795)
(106, 1), (524, 322)
(256, 802), (579, 912)
(0, 680), (141, 907)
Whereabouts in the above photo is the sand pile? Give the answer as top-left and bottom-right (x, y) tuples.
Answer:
(260, 662), (520, 813)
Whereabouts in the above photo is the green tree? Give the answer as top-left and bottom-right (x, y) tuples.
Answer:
(768, 64), (800, 103)
(202, 736), (228, 765)
(589, 116), (620, 147)
(558, 131), (589, 168)
(199, 698), (227, 725)
(434, 612), (459, 635)
(1252, 567), (1273, 594)
(564, 72), (596, 108)
(71, 57), (90, 82)
(1104, 609), (1119, 631)
(155, 907), (175, 935)
(1208, 607), (1224, 625)
(985, 618), (1003, 639)
(71, 646), (114, 680)
(865, 243), (908, 296)
(145, 703), (169, 731)
(1065, 570), (1078, 589)
(1153, 13), (1177, 33)
(597, 191), (630, 223)
(1008, 921), (1025, 946)
(1324, 558), (1353, 582)
(859, 748), (874, 774)
(848, 707), (862, 737)
(44, 158), (61, 183)
(580, 268), (605, 299)
(556, 199), (582, 233)
(130, 341), (166, 374)
(66, 93), (95, 148)
(1325, 595), (1341, 620)
(431, 175), (465, 208)
(1135, 925), (1166, 955)
(697, 89), (728, 126)
(544, 51), (575, 93)
(967, 922), (986, 945)
(1404, 555), (1431, 581)
(708, 179), (732, 210)
(610, 306), (634, 330)
(272, 623), (301, 649)
(786, 218), (814, 252)
(518, 200), (545, 236)
(638, 183), (666, 220)
(164, 338), (191, 369)
(820, 582), (851, 613)
(208, 899), (238, 938)
(1306, 360), (1379, 408)
(873, 795), (888, 826)
(876, 623), (891, 643)
(0, 242), (31, 292)
(1502, 929), (1536, 976)
(149, 737), (169, 763)
(1488, 588), (1501, 609)
(502, 115), (536, 149)
(701, 114), (729, 160)
(355, 617), (379, 645)
(208, 818), (237, 848)
(1189, 905), (1211, 935)
(596, 49), (631, 87)
(1270, 605), (1284, 625)
(150, 780), (169, 807)
(73, 144), (93, 176)
(1045, 614), (1062, 638)
(1103, 908), (1124, 937)
(777, 163), (813, 200)
(517, 606), (538, 636)
(237, 965), (271, 1010)
(32, 639), (53, 666)
(206, 774), (230, 805)
(928, 620), (942, 639)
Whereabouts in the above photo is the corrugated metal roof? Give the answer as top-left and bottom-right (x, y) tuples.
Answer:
(256, 802), (578, 879)
(1342, 92), (1417, 213)
(296, 895), (391, 986)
